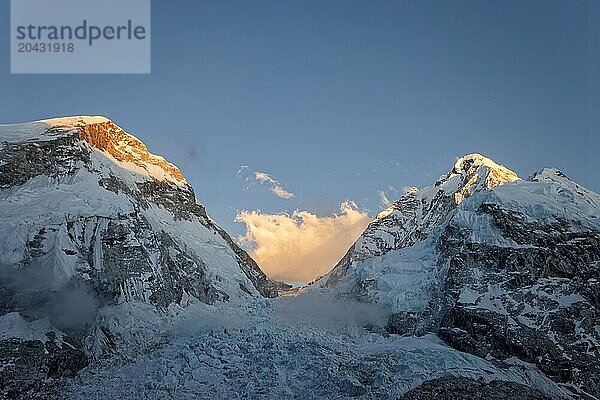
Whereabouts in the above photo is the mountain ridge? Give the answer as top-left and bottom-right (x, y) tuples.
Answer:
(320, 152), (520, 289)
(0, 116), (598, 399)
(313, 153), (600, 398)
(0, 116), (278, 397)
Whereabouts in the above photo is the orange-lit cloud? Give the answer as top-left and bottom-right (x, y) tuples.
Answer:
(236, 201), (371, 282)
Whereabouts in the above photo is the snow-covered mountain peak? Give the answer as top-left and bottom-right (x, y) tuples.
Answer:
(374, 154), (517, 222)
(77, 118), (187, 185)
(0, 116), (186, 185)
(448, 153), (518, 194)
(313, 154), (599, 397)
(452, 153), (514, 175)
(40, 115), (112, 129)
(322, 154), (521, 289)
(529, 167), (575, 184)
(0, 116), (109, 142)
(0, 115), (278, 370)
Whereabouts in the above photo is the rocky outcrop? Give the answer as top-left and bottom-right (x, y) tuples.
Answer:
(77, 121), (186, 183)
(435, 192), (600, 397)
(0, 134), (87, 189)
(397, 377), (553, 400)
(323, 154), (519, 289)
(0, 336), (87, 400)
(319, 155), (600, 398)
(0, 116), (277, 398)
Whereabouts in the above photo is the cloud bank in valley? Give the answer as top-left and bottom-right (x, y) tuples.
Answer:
(236, 201), (371, 282)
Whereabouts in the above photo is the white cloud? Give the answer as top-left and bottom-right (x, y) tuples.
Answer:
(236, 166), (294, 199)
(254, 171), (276, 184)
(378, 190), (391, 207)
(253, 171), (294, 199)
(270, 185), (295, 200)
(236, 165), (248, 177)
(378, 186), (398, 208)
(236, 201), (371, 282)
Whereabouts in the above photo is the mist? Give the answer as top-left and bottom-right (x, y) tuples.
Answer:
(274, 291), (385, 329)
(0, 263), (99, 332)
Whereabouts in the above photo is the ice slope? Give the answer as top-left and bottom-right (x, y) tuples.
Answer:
(65, 298), (570, 400)
(0, 116), (277, 395)
(313, 154), (600, 398)
(0, 116), (275, 301)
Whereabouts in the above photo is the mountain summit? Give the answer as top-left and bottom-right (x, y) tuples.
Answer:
(316, 153), (600, 398)
(0, 116), (277, 396)
(0, 116), (276, 301)
(324, 153), (520, 288)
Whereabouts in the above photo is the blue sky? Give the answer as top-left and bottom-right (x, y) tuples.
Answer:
(1, 0), (598, 238)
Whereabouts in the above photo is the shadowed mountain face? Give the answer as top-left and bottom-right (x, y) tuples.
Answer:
(0, 116), (276, 397)
(396, 376), (554, 400)
(0, 117), (276, 303)
(317, 154), (600, 398)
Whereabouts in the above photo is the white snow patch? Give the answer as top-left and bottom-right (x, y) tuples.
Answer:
(0, 312), (63, 343)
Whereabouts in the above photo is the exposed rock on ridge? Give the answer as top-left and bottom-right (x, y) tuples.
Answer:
(318, 155), (599, 398)
(0, 116), (277, 398)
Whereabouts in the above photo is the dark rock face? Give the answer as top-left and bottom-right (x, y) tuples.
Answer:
(12, 198), (227, 313)
(0, 118), (278, 397)
(100, 176), (277, 299)
(0, 133), (88, 189)
(94, 215), (228, 306)
(321, 156), (600, 397)
(397, 377), (553, 400)
(435, 207), (600, 397)
(0, 337), (87, 400)
(385, 311), (420, 336)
